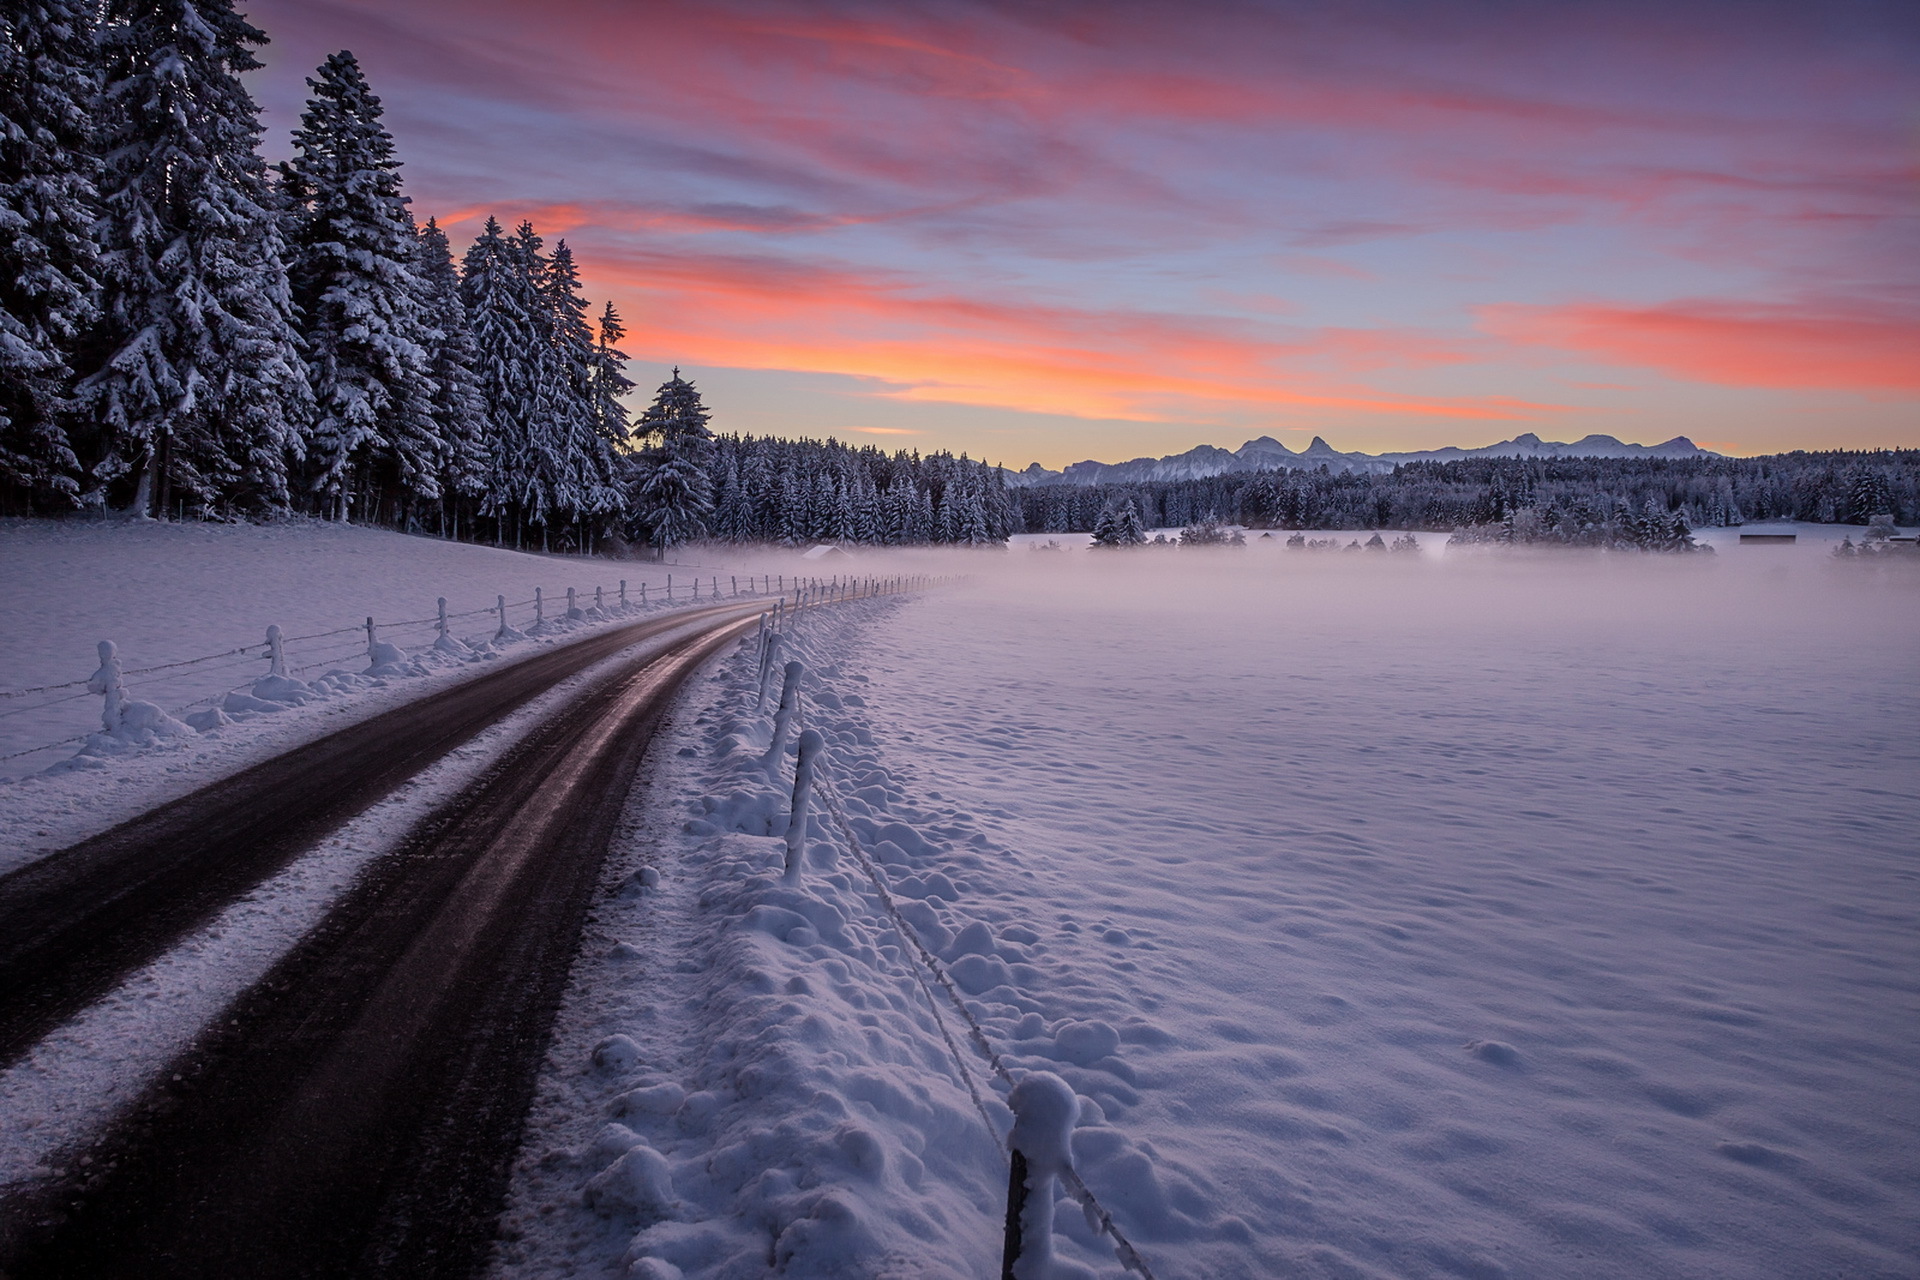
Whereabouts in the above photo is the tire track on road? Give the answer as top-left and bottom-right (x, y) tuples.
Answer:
(0, 609), (763, 1278)
(0, 600), (763, 1068)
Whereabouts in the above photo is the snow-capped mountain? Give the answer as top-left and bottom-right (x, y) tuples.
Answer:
(1004, 432), (1715, 486)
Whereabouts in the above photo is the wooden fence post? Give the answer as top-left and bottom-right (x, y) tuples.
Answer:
(784, 729), (824, 884)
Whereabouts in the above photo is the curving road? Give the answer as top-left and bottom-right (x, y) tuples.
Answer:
(0, 599), (763, 1069)
(0, 603), (769, 1277)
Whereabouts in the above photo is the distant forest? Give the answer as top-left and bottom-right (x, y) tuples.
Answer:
(1014, 451), (1920, 535)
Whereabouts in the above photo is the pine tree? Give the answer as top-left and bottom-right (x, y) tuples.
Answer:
(81, 0), (313, 517)
(775, 463), (807, 544)
(540, 239), (621, 542)
(589, 300), (632, 446)
(460, 216), (538, 542)
(1092, 496), (1146, 546)
(281, 50), (437, 523)
(741, 446), (775, 540)
(712, 456), (751, 541)
(0, 0), (100, 511)
(1847, 467), (1893, 525)
(502, 221), (585, 544)
(630, 367), (713, 549)
(413, 218), (489, 530)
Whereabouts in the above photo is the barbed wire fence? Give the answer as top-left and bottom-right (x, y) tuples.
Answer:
(759, 587), (1157, 1280)
(0, 571), (928, 775)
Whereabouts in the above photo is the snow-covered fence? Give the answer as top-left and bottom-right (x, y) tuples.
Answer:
(1003, 1074), (1081, 1279)
(0, 570), (815, 777)
(748, 602), (1154, 1279)
(2, 572), (945, 773)
(782, 729), (824, 885)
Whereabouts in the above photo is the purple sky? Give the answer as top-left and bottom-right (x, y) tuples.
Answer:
(244, 0), (1918, 464)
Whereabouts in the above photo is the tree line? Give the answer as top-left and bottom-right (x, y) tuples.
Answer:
(1019, 452), (1920, 536)
(4, 0), (754, 553)
(706, 435), (1019, 546)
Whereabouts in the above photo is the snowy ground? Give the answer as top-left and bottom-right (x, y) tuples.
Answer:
(5, 517), (1915, 1277)
(501, 538), (1918, 1278)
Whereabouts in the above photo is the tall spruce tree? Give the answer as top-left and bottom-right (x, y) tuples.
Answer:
(540, 239), (620, 542)
(589, 300), (633, 446)
(413, 218), (489, 531)
(460, 216), (538, 542)
(280, 50), (436, 523)
(630, 367), (713, 549)
(81, 0), (312, 517)
(0, 0), (100, 511)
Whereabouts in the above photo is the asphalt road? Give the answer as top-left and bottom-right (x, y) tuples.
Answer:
(0, 604), (765, 1277)
(0, 598), (764, 1069)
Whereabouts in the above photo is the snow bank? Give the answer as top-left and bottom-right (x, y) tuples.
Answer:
(497, 601), (1192, 1278)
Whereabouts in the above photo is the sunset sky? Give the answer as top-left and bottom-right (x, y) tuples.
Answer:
(243, 0), (1918, 466)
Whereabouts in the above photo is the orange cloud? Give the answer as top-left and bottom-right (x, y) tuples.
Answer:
(594, 249), (1560, 424)
(1484, 298), (1920, 393)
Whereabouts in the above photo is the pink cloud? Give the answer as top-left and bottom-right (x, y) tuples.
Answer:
(1484, 297), (1920, 393)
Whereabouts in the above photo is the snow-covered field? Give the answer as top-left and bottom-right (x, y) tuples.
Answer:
(502, 537), (1919, 1278)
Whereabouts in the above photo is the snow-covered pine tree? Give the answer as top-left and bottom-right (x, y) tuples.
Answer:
(711, 456), (751, 542)
(1090, 502), (1117, 546)
(281, 50), (438, 524)
(503, 220), (582, 547)
(741, 445), (775, 541)
(775, 463), (806, 544)
(413, 218), (489, 534)
(81, 0), (314, 517)
(810, 471), (836, 543)
(956, 485), (993, 544)
(460, 216), (539, 543)
(881, 483), (911, 545)
(0, 0), (100, 511)
(629, 367), (714, 551)
(540, 239), (621, 547)
(589, 300), (633, 445)
(853, 476), (881, 544)
(1091, 496), (1147, 546)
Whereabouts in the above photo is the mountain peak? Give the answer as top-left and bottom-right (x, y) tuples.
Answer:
(1001, 432), (1719, 487)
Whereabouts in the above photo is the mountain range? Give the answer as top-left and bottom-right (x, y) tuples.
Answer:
(1002, 433), (1715, 486)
